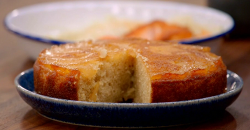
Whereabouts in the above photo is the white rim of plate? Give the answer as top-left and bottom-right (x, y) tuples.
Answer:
(5, 1), (234, 45)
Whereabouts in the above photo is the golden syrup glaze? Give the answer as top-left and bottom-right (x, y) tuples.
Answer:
(39, 39), (225, 81)
(37, 41), (129, 78)
(39, 41), (99, 66)
(96, 39), (224, 81)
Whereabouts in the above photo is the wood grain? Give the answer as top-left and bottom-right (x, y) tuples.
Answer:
(1, 0), (250, 130)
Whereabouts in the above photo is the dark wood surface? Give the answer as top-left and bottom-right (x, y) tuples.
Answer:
(1, 0), (250, 130)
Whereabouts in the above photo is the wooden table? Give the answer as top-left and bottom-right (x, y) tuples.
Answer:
(1, 0), (250, 130)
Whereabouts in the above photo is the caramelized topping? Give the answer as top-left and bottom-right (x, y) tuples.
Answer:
(98, 39), (220, 76)
(39, 39), (221, 78)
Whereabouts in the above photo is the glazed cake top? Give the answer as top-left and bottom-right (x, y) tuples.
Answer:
(38, 39), (221, 79)
(96, 39), (221, 75)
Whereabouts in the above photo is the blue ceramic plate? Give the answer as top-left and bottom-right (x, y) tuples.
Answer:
(15, 69), (243, 128)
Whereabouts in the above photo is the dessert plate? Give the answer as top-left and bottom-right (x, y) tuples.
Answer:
(15, 69), (243, 128)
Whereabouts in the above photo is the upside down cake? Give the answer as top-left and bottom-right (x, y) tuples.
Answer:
(34, 39), (227, 103)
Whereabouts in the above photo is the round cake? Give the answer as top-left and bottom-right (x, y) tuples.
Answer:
(34, 39), (227, 103)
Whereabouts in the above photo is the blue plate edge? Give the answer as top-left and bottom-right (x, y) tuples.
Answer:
(14, 68), (243, 107)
